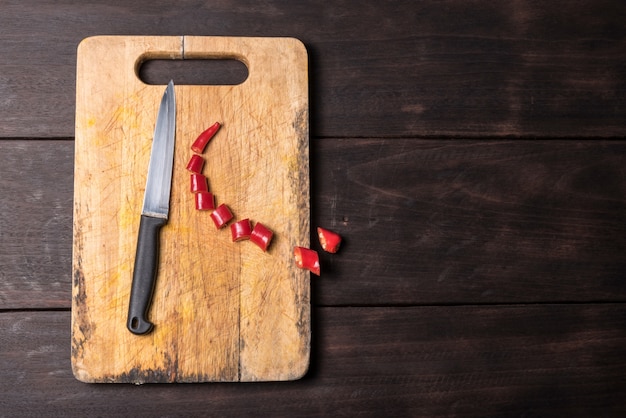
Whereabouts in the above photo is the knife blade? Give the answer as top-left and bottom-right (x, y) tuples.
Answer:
(127, 80), (176, 335)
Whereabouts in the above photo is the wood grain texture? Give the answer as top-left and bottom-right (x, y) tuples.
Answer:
(1, 0), (625, 138)
(1, 139), (625, 310)
(3, 308), (626, 417)
(72, 36), (309, 382)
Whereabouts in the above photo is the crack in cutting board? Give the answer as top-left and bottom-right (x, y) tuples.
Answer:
(72, 36), (310, 383)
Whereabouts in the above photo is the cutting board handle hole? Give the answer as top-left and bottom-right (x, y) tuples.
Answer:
(138, 59), (249, 86)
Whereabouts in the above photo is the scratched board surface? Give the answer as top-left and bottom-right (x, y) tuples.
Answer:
(71, 36), (310, 383)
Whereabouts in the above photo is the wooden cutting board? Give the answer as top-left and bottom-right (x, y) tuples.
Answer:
(71, 36), (310, 383)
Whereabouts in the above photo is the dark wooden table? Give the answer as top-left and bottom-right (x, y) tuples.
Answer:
(2, 1), (626, 416)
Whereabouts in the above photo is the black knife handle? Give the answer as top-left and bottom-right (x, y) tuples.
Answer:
(127, 215), (167, 335)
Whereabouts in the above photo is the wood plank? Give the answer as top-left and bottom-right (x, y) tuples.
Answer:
(312, 138), (626, 305)
(0, 140), (73, 309)
(2, 307), (626, 416)
(2, 139), (626, 309)
(1, 1), (625, 138)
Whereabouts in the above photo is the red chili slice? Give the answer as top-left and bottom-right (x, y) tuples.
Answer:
(230, 218), (252, 242)
(195, 191), (215, 211)
(190, 173), (209, 193)
(293, 246), (320, 276)
(317, 227), (342, 253)
(186, 154), (205, 174)
(210, 203), (233, 229)
(250, 222), (273, 252)
(191, 122), (221, 154)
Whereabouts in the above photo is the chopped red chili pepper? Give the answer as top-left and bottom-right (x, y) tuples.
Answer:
(293, 246), (320, 276)
(250, 222), (273, 252)
(230, 218), (252, 242)
(190, 173), (209, 193)
(186, 154), (205, 174)
(317, 227), (342, 253)
(191, 122), (221, 154)
(195, 191), (215, 211)
(210, 203), (234, 229)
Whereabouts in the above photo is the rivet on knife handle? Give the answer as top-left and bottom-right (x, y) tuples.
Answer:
(127, 81), (176, 335)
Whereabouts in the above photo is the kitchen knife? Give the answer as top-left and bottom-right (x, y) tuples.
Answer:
(127, 80), (176, 335)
